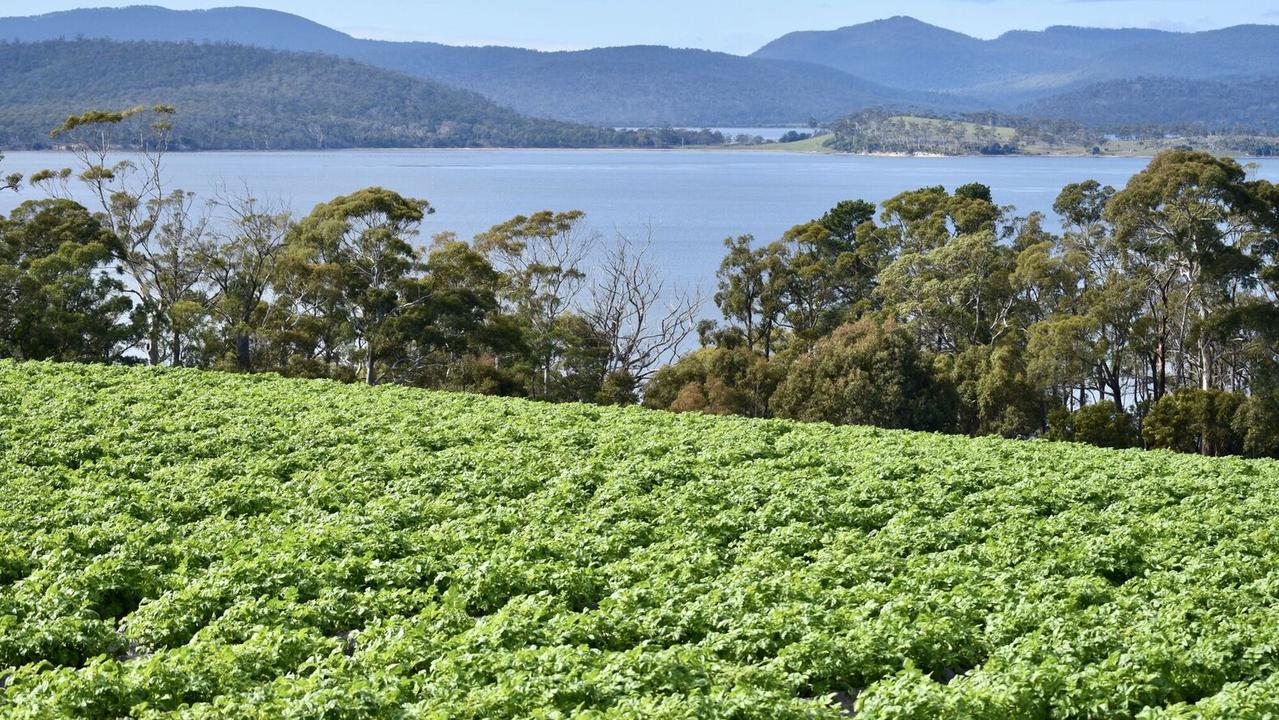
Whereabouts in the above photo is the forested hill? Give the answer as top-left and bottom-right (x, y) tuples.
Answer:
(398, 46), (957, 127)
(0, 6), (359, 53)
(0, 6), (965, 126)
(1024, 76), (1279, 133)
(753, 17), (1279, 103)
(0, 40), (719, 150)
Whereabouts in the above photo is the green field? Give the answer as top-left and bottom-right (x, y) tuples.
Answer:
(4, 362), (1279, 718)
(724, 132), (837, 153)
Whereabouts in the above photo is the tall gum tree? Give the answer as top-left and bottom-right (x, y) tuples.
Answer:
(32, 105), (209, 366)
(473, 210), (593, 398)
(1108, 150), (1279, 393)
(285, 187), (432, 386)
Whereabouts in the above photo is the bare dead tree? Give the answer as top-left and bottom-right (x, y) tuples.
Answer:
(586, 230), (700, 387)
(306, 123), (326, 150)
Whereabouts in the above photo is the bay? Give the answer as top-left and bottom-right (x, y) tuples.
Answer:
(3, 149), (1275, 309)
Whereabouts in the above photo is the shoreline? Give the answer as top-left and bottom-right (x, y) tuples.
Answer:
(4, 145), (1273, 161)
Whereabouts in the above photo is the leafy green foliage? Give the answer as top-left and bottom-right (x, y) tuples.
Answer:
(644, 346), (782, 417)
(282, 187), (432, 386)
(0, 200), (134, 361)
(684, 156), (1279, 458)
(771, 318), (955, 430)
(4, 362), (1279, 717)
(1143, 389), (1247, 457)
(0, 152), (20, 192)
(1046, 403), (1141, 449)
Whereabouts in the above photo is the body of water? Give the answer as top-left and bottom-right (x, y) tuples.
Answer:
(712, 128), (809, 141)
(3, 149), (1275, 309)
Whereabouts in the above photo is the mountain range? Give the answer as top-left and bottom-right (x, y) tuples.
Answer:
(754, 16), (1279, 105)
(0, 39), (625, 150)
(0, 6), (961, 126)
(1, 6), (1278, 141)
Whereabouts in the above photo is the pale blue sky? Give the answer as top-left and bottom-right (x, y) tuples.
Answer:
(19, 0), (1279, 53)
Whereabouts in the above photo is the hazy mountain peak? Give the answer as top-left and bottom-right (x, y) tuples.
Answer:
(753, 18), (1279, 98)
(858, 16), (934, 29)
(832, 15), (976, 41)
(0, 4), (356, 51)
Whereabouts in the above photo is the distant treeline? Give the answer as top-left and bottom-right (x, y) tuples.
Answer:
(1025, 76), (1279, 135)
(830, 109), (1279, 157)
(0, 40), (726, 150)
(5, 108), (1279, 459)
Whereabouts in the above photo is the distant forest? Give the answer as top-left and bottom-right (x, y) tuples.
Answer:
(1024, 76), (1279, 135)
(0, 40), (727, 150)
(828, 110), (1279, 157)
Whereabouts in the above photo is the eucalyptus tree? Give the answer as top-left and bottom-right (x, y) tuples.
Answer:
(1108, 150), (1279, 393)
(879, 228), (1020, 353)
(713, 235), (788, 359)
(774, 216), (891, 344)
(31, 105), (209, 366)
(200, 192), (292, 371)
(1, 154), (19, 192)
(1016, 181), (1148, 411)
(473, 210), (595, 399)
(377, 235), (523, 391)
(284, 187), (433, 385)
(817, 199), (891, 308)
(0, 199), (133, 362)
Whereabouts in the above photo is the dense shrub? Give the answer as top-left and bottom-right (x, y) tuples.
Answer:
(771, 318), (955, 431)
(1232, 391), (1279, 459)
(643, 347), (781, 417)
(1143, 389), (1246, 457)
(1045, 403), (1140, 449)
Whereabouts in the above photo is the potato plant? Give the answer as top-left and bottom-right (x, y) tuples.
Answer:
(2, 361), (1279, 718)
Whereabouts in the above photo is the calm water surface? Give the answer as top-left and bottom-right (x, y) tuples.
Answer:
(4, 149), (1275, 305)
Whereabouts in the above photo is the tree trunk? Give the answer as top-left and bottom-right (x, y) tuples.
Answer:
(148, 322), (161, 366)
(1154, 338), (1167, 401)
(1199, 305), (1213, 391)
(365, 338), (377, 386)
(235, 333), (251, 372)
(172, 327), (182, 367)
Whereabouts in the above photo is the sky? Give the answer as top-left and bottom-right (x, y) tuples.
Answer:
(19, 0), (1279, 53)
